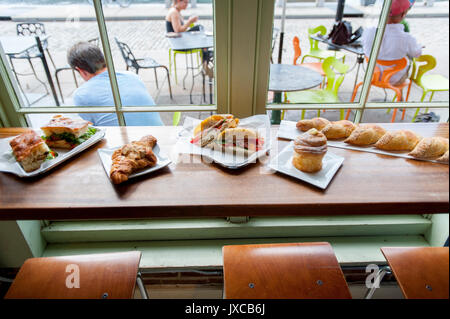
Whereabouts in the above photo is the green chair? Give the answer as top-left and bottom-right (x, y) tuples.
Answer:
(405, 55), (449, 122)
(173, 112), (181, 126)
(301, 25), (346, 64)
(285, 56), (349, 120)
(169, 48), (203, 85)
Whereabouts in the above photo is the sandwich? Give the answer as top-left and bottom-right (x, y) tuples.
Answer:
(190, 114), (239, 147)
(9, 130), (56, 172)
(41, 115), (97, 149)
(209, 128), (265, 156)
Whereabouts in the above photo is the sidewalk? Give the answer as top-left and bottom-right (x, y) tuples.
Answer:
(0, 1), (448, 22)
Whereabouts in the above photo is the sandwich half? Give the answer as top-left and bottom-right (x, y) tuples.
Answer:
(190, 114), (239, 147)
(41, 115), (96, 149)
(10, 130), (53, 172)
(210, 128), (265, 156)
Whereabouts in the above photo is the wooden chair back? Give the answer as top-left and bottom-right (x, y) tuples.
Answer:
(5, 251), (141, 299)
(381, 247), (449, 299)
(223, 242), (351, 299)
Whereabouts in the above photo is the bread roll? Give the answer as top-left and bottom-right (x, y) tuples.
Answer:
(375, 130), (422, 151)
(322, 120), (356, 140)
(409, 137), (449, 159)
(345, 124), (387, 146)
(296, 117), (331, 132)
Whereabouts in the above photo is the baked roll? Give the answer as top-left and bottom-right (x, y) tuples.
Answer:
(436, 150), (449, 163)
(292, 128), (327, 173)
(409, 137), (449, 159)
(344, 124), (387, 146)
(296, 117), (331, 132)
(321, 120), (356, 140)
(9, 130), (51, 172)
(110, 135), (158, 184)
(375, 130), (422, 152)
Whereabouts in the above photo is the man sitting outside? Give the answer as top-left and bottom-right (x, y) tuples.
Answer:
(68, 41), (164, 126)
(362, 0), (422, 85)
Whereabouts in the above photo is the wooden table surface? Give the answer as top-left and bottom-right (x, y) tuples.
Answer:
(0, 123), (448, 220)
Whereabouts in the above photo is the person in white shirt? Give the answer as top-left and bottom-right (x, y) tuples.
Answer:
(362, 0), (422, 85)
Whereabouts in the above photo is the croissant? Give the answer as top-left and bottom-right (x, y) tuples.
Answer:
(375, 130), (421, 151)
(110, 135), (158, 184)
(344, 124), (387, 146)
(321, 120), (356, 140)
(296, 117), (331, 132)
(436, 150), (449, 163)
(409, 137), (449, 159)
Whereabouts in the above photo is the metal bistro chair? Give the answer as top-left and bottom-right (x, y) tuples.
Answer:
(4, 251), (148, 299)
(54, 38), (100, 104)
(9, 22), (56, 106)
(222, 242), (352, 299)
(115, 37), (173, 100)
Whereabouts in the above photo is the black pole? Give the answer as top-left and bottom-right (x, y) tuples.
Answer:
(336, 0), (346, 22)
(35, 36), (60, 106)
(277, 32), (284, 64)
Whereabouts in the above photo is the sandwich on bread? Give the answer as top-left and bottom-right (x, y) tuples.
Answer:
(190, 114), (239, 147)
(209, 128), (264, 156)
(10, 130), (55, 172)
(41, 115), (96, 149)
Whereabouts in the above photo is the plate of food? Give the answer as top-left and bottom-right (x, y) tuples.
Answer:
(98, 135), (171, 185)
(0, 115), (105, 177)
(269, 128), (344, 189)
(277, 117), (448, 164)
(175, 114), (271, 169)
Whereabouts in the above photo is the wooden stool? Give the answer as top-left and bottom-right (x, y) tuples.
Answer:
(5, 251), (142, 299)
(222, 242), (352, 299)
(381, 247), (449, 299)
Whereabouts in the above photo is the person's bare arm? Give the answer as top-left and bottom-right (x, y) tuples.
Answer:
(170, 10), (198, 33)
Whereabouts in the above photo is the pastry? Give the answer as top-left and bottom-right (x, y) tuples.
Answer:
(191, 114), (239, 147)
(9, 130), (52, 172)
(296, 117), (331, 132)
(375, 130), (422, 151)
(292, 128), (327, 173)
(409, 137), (449, 159)
(436, 150), (449, 163)
(41, 115), (96, 149)
(110, 135), (158, 184)
(321, 120), (356, 139)
(344, 124), (387, 146)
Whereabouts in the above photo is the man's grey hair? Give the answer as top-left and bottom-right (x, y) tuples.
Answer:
(67, 41), (106, 74)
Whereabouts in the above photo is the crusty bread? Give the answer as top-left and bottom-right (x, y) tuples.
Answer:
(41, 115), (91, 138)
(344, 124), (387, 146)
(436, 150), (449, 163)
(408, 137), (449, 159)
(193, 114), (239, 136)
(375, 130), (422, 151)
(296, 117), (331, 132)
(9, 130), (50, 172)
(321, 120), (356, 140)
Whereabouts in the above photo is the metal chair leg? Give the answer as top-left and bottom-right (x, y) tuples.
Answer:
(153, 68), (159, 89)
(55, 69), (65, 104)
(136, 272), (149, 299)
(162, 66), (173, 100)
(8, 56), (31, 106)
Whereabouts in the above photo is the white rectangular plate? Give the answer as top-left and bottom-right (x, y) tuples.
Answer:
(276, 120), (448, 165)
(98, 144), (171, 183)
(0, 128), (105, 178)
(269, 141), (344, 189)
(175, 114), (271, 169)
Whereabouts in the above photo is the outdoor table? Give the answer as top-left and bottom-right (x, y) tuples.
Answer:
(0, 123), (448, 221)
(269, 64), (323, 125)
(0, 35), (60, 106)
(166, 31), (214, 104)
(310, 34), (365, 93)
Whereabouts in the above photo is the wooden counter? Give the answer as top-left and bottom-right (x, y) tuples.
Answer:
(0, 123), (448, 220)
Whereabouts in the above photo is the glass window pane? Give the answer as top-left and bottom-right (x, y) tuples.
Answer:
(268, 0), (382, 123)
(103, 0), (216, 126)
(363, 0), (449, 123)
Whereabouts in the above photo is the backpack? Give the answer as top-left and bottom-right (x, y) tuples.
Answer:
(328, 21), (362, 46)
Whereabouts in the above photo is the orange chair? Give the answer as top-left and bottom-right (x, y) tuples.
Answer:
(293, 36), (325, 78)
(346, 57), (410, 122)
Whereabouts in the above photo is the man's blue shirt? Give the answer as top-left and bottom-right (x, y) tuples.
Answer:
(73, 71), (164, 126)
